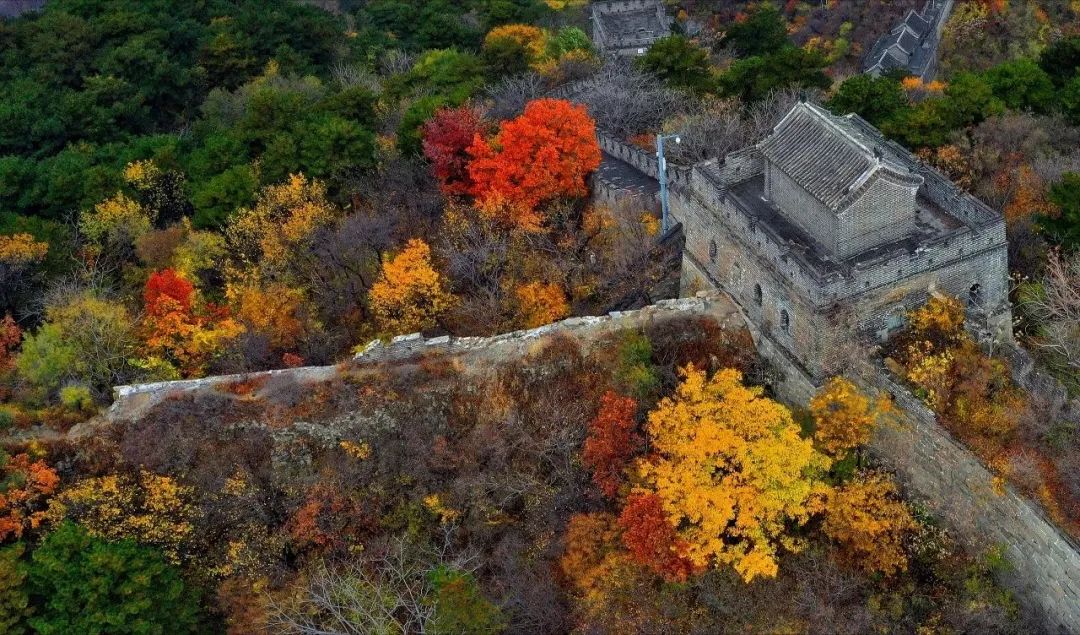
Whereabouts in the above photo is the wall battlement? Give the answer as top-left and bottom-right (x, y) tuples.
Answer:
(109, 295), (739, 420)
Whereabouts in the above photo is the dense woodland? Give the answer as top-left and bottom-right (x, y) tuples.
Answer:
(0, 0), (1076, 632)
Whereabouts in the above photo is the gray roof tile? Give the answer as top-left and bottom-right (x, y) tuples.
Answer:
(758, 103), (921, 210)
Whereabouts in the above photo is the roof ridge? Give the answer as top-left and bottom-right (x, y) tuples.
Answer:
(800, 102), (875, 158)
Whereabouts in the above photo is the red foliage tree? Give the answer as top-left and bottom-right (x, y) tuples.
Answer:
(0, 314), (20, 372)
(582, 391), (641, 498)
(467, 98), (601, 219)
(618, 492), (699, 582)
(422, 106), (487, 197)
(144, 268), (195, 318)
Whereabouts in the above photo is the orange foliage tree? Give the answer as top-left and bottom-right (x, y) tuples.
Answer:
(896, 295), (1026, 451)
(582, 391), (641, 499)
(810, 377), (891, 458)
(514, 281), (570, 328)
(141, 268), (243, 377)
(0, 450), (59, 542)
(467, 98), (600, 228)
(368, 238), (455, 334)
(228, 283), (307, 352)
(822, 472), (917, 576)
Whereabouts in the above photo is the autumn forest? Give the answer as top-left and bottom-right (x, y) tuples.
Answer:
(0, 0), (1077, 633)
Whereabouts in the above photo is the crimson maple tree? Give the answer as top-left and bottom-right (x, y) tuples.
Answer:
(422, 106), (488, 197)
(582, 391), (641, 499)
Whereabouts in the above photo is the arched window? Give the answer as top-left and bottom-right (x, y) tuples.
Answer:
(969, 283), (982, 306)
(753, 284), (763, 306)
(780, 309), (790, 333)
(709, 239), (718, 263)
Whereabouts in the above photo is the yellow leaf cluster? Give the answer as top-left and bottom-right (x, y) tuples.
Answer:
(226, 174), (339, 281)
(173, 220), (227, 285)
(423, 493), (460, 524)
(368, 238), (455, 334)
(0, 233), (48, 265)
(339, 440), (372, 460)
(636, 366), (831, 583)
(47, 471), (197, 563)
(484, 24), (548, 64)
(80, 192), (153, 245)
(227, 282), (307, 350)
(514, 281), (570, 328)
(122, 159), (161, 189)
(559, 512), (628, 602)
(822, 473), (917, 576)
(908, 294), (965, 340)
(543, 0), (586, 9)
(810, 377), (891, 457)
(904, 343), (954, 410)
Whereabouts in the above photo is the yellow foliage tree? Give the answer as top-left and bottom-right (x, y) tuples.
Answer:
(47, 471), (197, 563)
(514, 281), (570, 328)
(173, 219), (227, 285)
(0, 233), (48, 266)
(635, 366), (831, 582)
(80, 192), (154, 246)
(484, 24), (549, 66)
(822, 472), (917, 576)
(559, 512), (629, 602)
(368, 238), (455, 334)
(810, 377), (891, 457)
(908, 294), (966, 341)
(226, 174), (339, 282)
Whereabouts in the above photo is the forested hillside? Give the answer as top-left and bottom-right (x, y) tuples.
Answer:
(0, 0), (1075, 632)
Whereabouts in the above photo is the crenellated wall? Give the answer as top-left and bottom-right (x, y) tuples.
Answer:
(108, 295), (742, 421)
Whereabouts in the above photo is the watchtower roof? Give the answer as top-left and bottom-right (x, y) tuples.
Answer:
(758, 102), (923, 210)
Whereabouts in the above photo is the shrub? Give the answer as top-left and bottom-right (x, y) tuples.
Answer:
(28, 522), (202, 634)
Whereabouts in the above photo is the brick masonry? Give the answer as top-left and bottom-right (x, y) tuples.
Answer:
(868, 371), (1080, 633)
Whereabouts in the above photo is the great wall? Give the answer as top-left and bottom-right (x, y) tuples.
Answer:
(97, 290), (1080, 631)
(89, 81), (1080, 633)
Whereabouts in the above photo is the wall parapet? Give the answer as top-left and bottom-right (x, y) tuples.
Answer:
(864, 369), (1080, 632)
(108, 295), (738, 420)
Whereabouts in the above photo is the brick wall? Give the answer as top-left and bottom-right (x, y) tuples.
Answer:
(765, 164), (839, 255)
(867, 371), (1080, 633)
(839, 174), (918, 258)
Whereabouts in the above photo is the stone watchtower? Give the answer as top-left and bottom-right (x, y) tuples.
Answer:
(675, 102), (1012, 400)
(589, 0), (672, 57)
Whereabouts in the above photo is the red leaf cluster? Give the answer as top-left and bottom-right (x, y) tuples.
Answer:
(467, 98), (600, 216)
(144, 268), (195, 318)
(422, 106), (487, 197)
(617, 492), (698, 582)
(582, 391), (641, 498)
(0, 314), (21, 371)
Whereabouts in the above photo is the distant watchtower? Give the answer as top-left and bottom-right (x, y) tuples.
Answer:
(589, 0), (672, 57)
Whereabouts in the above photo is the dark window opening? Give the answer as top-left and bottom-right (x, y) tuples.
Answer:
(969, 283), (982, 306)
